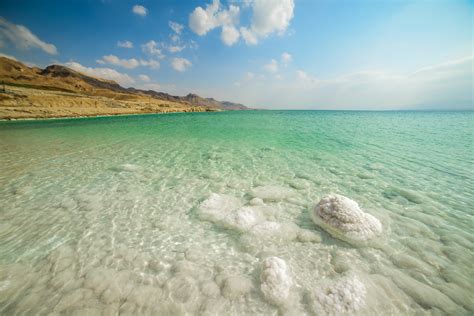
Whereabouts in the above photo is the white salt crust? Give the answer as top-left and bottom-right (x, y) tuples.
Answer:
(311, 194), (382, 245)
(260, 257), (292, 306)
(307, 274), (367, 315)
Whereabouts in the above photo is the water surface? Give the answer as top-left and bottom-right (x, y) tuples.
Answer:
(0, 111), (473, 315)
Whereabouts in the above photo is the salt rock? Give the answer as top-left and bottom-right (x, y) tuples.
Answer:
(312, 194), (382, 245)
(308, 274), (367, 315)
(222, 207), (264, 232)
(222, 275), (253, 299)
(250, 186), (296, 201)
(198, 193), (243, 223)
(249, 221), (299, 241)
(199, 194), (264, 232)
(260, 257), (292, 306)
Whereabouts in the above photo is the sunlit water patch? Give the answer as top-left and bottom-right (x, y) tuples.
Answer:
(0, 111), (473, 315)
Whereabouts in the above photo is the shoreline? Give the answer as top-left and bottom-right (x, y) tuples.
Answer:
(0, 108), (223, 123)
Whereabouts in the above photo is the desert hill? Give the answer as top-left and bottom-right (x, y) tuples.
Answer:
(0, 57), (248, 119)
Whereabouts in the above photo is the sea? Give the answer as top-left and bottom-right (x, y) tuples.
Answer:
(0, 110), (472, 315)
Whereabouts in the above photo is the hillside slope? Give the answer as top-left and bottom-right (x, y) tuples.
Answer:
(0, 57), (249, 119)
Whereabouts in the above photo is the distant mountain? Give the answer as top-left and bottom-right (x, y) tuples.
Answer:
(0, 57), (249, 111)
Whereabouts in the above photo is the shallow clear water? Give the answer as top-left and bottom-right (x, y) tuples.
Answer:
(0, 111), (472, 315)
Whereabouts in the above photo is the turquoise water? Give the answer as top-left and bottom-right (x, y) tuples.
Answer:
(0, 111), (472, 315)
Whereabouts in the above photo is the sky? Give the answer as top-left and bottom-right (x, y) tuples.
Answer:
(0, 0), (472, 110)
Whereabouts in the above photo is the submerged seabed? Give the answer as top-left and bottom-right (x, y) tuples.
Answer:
(0, 111), (472, 315)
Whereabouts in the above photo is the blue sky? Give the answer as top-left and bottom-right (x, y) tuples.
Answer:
(0, 0), (472, 109)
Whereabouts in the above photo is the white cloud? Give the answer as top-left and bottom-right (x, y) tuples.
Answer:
(141, 40), (165, 58)
(240, 27), (258, 45)
(189, 0), (240, 45)
(169, 21), (184, 34)
(98, 55), (140, 69)
(139, 59), (160, 69)
(138, 74), (150, 82)
(239, 0), (294, 45)
(117, 40), (133, 48)
(250, 0), (294, 37)
(281, 52), (292, 64)
(132, 5), (147, 17)
(0, 17), (57, 55)
(221, 25), (240, 46)
(97, 55), (160, 69)
(245, 72), (255, 80)
(168, 45), (185, 53)
(65, 61), (135, 86)
(171, 57), (192, 72)
(264, 59), (278, 73)
(189, 0), (294, 46)
(189, 0), (220, 36)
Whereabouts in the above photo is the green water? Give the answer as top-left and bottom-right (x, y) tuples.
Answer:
(0, 111), (473, 315)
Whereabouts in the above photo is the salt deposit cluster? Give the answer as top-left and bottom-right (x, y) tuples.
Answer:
(0, 171), (472, 315)
(194, 189), (390, 313)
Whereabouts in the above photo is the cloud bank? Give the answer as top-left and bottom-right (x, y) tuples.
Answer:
(96, 54), (160, 69)
(189, 0), (294, 46)
(0, 17), (57, 55)
(221, 56), (473, 110)
(171, 57), (192, 72)
(65, 61), (135, 86)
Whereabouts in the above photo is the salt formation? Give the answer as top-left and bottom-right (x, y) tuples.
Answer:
(260, 257), (292, 306)
(221, 276), (253, 299)
(198, 194), (264, 232)
(249, 221), (299, 241)
(308, 274), (367, 315)
(198, 193), (243, 223)
(311, 194), (382, 244)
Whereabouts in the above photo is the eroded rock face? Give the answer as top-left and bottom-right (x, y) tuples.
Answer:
(260, 257), (292, 306)
(311, 195), (382, 245)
